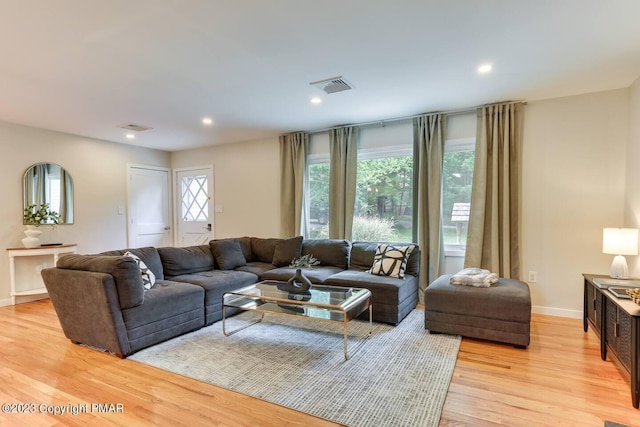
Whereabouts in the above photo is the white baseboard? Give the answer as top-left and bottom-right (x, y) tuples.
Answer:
(532, 305), (582, 319)
(0, 298), (586, 320)
(0, 295), (48, 307)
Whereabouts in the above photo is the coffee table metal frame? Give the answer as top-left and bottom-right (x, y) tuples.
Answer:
(222, 280), (372, 360)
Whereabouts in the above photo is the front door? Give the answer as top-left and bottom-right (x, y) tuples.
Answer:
(175, 167), (214, 247)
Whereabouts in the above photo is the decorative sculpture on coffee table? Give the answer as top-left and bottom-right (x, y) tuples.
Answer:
(282, 254), (320, 293)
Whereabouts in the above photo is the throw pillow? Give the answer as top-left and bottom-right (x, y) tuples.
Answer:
(272, 236), (303, 267)
(124, 251), (156, 291)
(368, 244), (415, 279)
(210, 239), (247, 270)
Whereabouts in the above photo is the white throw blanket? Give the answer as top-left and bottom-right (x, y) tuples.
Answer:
(450, 268), (499, 287)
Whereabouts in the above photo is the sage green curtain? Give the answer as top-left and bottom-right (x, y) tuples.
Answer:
(413, 114), (446, 303)
(465, 102), (524, 279)
(329, 126), (358, 239)
(279, 132), (309, 237)
(60, 169), (74, 223)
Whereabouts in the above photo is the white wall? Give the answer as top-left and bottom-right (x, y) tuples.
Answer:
(625, 77), (640, 275)
(171, 137), (280, 239)
(0, 121), (170, 304)
(522, 89), (629, 318)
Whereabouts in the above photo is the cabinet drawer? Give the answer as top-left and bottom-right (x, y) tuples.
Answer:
(587, 283), (603, 333)
(605, 298), (632, 372)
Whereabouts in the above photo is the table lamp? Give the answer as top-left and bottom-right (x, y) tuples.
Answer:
(603, 228), (639, 279)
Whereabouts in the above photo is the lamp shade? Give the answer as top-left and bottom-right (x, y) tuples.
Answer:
(603, 228), (639, 256)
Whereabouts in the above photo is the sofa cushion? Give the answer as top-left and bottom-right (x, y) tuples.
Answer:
(425, 275), (531, 323)
(351, 241), (420, 277)
(238, 236), (253, 261)
(121, 279), (205, 352)
(211, 237), (252, 262)
(170, 270), (258, 325)
(272, 236), (303, 267)
(158, 245), (215, 277)
(124, 251), (156, 290)
(369, 244), (415, 279)
(235, 261), (276, 279)
(210, 239), (247, 270)
(99, 246), (165, 281)
(56, 254), (145, 309)
(301, 239), (351, 269)
(251, 237), (280, 263)
(324, 270), (418, 306)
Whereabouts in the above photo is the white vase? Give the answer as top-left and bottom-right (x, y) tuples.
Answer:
(22, 225), (42, 248)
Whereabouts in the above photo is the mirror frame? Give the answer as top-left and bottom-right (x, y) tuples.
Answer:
(23, 162), (74, 225)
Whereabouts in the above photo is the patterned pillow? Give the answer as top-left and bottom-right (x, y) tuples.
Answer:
(125, 251), (156, 291)
(368, 244), (416, 279)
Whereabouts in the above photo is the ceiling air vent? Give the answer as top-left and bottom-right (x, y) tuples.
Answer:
(118, 122), (153, 132)
(310, 76), (353, 94)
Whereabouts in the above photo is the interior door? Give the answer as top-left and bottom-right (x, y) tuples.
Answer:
(127, 165), (172, 248)
(175, 167), (214, 247)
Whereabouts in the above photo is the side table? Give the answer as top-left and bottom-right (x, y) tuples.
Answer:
(583, 273), (640, 408)
(7, 244), (77, 305)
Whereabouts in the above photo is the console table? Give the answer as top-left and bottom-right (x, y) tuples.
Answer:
(7, 244), (77, 305)
(583, 273), (640, 408)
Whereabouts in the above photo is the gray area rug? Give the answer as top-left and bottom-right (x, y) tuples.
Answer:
(129, 309), (461, 427)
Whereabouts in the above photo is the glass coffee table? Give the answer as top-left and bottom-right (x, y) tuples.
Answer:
(222, 280), (372, 360)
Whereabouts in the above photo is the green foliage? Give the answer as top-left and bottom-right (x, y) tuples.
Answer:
(351, 215), (399, 241)
(23, 203), (60, 227)
(312, 225), (329, 239)
(355, 157), (413, 219)
(310, 215), (399, 241)
(309, 163), (330, 211)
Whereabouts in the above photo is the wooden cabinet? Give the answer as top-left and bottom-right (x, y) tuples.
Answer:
(583, 273), (640, 408)
(605, 297), (633, 372)
(7, 244), (77, 305)
(585, 278), (604, 335)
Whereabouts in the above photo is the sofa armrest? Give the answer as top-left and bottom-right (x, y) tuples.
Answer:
(41, 268), (131, 356)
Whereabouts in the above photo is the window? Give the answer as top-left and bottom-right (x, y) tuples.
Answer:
(306, 147), (414, 241)
(442, 138), (475, 254)
(307, 157), (330, 239)
(47, 176), (61, 214)
(353, 146), (413, 242)
(181, 175), (209, 221)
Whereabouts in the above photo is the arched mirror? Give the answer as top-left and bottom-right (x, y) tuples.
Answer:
(23, 163), (74, 225)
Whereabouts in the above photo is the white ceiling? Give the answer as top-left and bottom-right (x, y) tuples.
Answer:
(1, 0), (640, 152)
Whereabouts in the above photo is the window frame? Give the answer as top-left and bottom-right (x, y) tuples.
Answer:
(357, 145), (413, 161)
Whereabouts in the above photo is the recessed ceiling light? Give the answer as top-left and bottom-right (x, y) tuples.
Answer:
(310, 97), (322, 104)
(477, 63), (493, 74)
(202, 117), (213, 125)
(125, 133), (135, 140)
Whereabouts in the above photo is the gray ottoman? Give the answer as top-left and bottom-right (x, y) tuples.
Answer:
(424, 274), (531, 348)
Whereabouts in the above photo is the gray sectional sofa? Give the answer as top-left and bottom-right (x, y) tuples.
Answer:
(41, 237), (420, 357)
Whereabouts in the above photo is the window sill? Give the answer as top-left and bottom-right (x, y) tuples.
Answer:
(444, 248), (466, 257)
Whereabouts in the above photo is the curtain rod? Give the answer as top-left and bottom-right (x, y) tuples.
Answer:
(306, 100), (526, 134)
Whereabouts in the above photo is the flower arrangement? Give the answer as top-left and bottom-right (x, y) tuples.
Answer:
(23, 203), (60, 228)
(289, 254), (320, 269)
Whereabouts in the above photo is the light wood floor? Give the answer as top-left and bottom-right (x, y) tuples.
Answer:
(1, 301), (639, 427)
